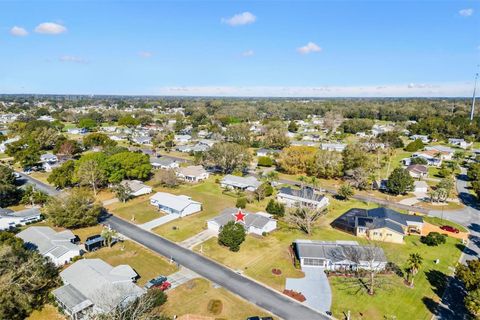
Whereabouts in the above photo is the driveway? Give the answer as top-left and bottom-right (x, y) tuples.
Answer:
(285, 267), (332, 314)
(138, 214), (180, 231)
(168, 267), (202, 290)
(179, 229), (217, 249)
(103, 214), (330, 320)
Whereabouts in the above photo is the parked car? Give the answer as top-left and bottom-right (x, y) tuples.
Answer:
(158, 281), (171, 291)
(440, 225), (460, 234)
(144, 275), (168, 289)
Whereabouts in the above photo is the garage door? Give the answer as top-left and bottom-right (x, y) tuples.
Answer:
(303, 258), (325, 266)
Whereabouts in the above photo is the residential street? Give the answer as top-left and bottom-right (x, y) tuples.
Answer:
(15, 171), (60, 196)
(103, 214), (331, 320)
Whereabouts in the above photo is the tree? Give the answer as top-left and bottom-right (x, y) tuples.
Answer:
(257, 156), (274, 167)
(202, 143), (251, 174)
(265, 199), (285, 217)
(43, 188), (102, 228)
(225, 123), (251, 146)
(308, 149), (343, 179)
(323, 111), (343, 135)
(420, 232), (446, 246)
(405, 139), (424, 152)
(101, 227), (119, 247)
(153, 169), (180, 188)
(262, 122), (290, 149)
(277, 146), (317, 174)
(78, 118), (97, 130)
(113, 183), (132, 203)
(54, 139), (81, 157)
(117, 115), (140, 127)
(75, 159), (107, 195)
(0, 165), (21, 207)
(254, 182), (273, 201)
(286, 205), (326, 235)
(288, 121), (299, 133)
(377, 131), (404, 149)
(218, 221), (246, 252)
(342, 144), (370, 174)
(387, 167), (414, 195)
(338, 184), (354, 200)
(0, 232), (60, 320)
(83, 133), (117, 149)
(20, 185), (49, 206)
(456, 259), (480, 292)
(106, 152), (152, 183)
(236, 197), (247, 209)
(465, 288), (480, 317)
(405, 253), (423, 287)
(48, 160), (75, 188)
(410, 157), (428, 165)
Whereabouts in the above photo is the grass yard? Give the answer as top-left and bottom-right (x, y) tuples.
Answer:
(160, 278), (274, 319)
(85, 240), (178, 286)
(106, 195), (163, 224)
(423, 216), (469, 233)
(152, 178), (237, 242)
(378, 149), (412, 179)
(27, 304), (65, 320)
(194, 198), (375, 290)
(330, 236), (463, 320)
(29, 171), (51, 185)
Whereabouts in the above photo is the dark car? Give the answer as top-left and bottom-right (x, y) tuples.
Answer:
(246, 317), (261, 320)
(144, 276), (168, 289)
(440, 225), (460, 234)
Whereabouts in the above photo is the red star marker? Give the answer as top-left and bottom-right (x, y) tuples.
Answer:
(234, 209), (246, 223)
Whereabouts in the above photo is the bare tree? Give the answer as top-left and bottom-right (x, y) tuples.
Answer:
(323, 111), (343, 136)
(285, 198), (327, 234)
(76, 159), (106, 195)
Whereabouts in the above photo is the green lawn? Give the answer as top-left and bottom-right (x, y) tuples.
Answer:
(106, 195), (164, 224)
(330, 236), (463, 320)
(29, 171), (52, 185)
(85, 240), (178, 286)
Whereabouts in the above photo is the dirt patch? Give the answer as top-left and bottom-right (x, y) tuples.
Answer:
(422, 222), (468, 240)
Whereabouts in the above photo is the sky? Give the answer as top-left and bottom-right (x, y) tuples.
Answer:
(1, 0), (479, 97)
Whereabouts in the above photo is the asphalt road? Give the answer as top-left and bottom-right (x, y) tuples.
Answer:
(16, 171), (60, 196)
(103, 214), (331, 320)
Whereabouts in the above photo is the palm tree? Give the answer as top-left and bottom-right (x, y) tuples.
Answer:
(406, 253), (423, 287)
(298, 175), (307, 187)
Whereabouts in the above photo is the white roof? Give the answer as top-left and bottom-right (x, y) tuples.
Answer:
(16, 226), (80, 258)
(150, 192), (201, 211)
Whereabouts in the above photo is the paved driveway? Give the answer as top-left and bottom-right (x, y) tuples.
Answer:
(168, 267), (201, 290)
(285, 267), (332, 314)
(138, 214), (180, 230)
(104, 214), (330, 320)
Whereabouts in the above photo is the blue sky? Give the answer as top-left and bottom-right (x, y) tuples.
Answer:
(1, 1), (479, 96)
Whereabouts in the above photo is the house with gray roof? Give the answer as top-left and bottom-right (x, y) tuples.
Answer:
(150, 156), (180, 170)
(119, 180), (152, 197)
(150, 192), (202, 217)
(52, 259), (145, 319)
(220, 175), (261, 192)
(175, 165), (209, 183)
(207, 208), (277, 236)
(0, 207), (42, 230)
(320, 143), (347, 152)
(331, 207), (423, 244)
(16, 226), (82, 266)
(277, 187), (329, 209)
(293, 240), (388, 270)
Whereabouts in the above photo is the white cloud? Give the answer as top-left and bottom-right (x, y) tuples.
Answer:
(59, 55), (88, 64)
(138, 51), (153, 58)
(35, 22), (67, 34)
(221, 12), (256, 26)
(459, 8), (474, 16)
(242, 50), (254, 57)
(10, 26), (28, 37)
(154, 82), (473, 97)
(297, 42), (322, 54)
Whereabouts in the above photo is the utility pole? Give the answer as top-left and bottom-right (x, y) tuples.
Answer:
(470, 69), (479, 122)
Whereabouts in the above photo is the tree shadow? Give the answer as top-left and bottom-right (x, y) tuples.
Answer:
(468, 223), (480, 233)
(456, 243), (478, 257)
(425, 269), (449, 297)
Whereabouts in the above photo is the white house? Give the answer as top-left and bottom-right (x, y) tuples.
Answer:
(0, 136), (20, 153)
(120, 180), (152, 197)
(410, 135), (430, 143)
(0, 207), (42, 230)
(16, 226), (82, 266)
(406, 164), (428, 179)
(38, 115), (55, 122)
(67, 128), (87, 135)
(52, 259), (145, 319)
(293, 240), (388, 270)
(207, 208), (277, 236)
(220, 175), (261, 192)
(175, 165), (209, 183)
(150, 192), (202, 217)
(174, 134), (192, 143)
(320, 143), (347, 152)
(150, 157), (179, 170)
(448, 138), (472, 149)
(40, 153), (59, 172)
(276, 187), (329, 209)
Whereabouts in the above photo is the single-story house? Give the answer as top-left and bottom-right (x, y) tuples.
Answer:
(448, 138), (472, 149)
(0, 207), (42, 230)
(293, 240), (388, 270)
(174, 134), (192, 143)
(291, 140), (316, 147)
(40, 153), (59, 172)
(175, 165), (209, 183)
(220, 175), (261, 192)
(120, 180), (152, 197)
(16, 226), (82, 266)
(150, 157), (179, 170)
(424, 146), (454, 160)
(410, 134), (430, 143)
(276, 187), (329, 209)
(320, 143), (347, 152)
(256, 148), (281, 157)
(52, 259), (145, 319)
(414, 180), (428, 193)
(406, 164), (428, 179)
(331, 207), (424, 244)
(132, 136), (152, 145)
(150, 192), (202, 217)
(0, 136), (20, 153)
(207, 208), (277, 236)
(67, 128), (87, 135)
(412, 152), (442, 167)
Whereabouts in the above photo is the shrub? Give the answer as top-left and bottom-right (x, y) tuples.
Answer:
(265, 199), (285, 217)
(405, 139), (425, 152)
(236, 197), (247, 209)
(207, 299), (223, 315)
(218, 221), (246, 252)
(257, 156), (274, 167)
(421, 232), (447, 246)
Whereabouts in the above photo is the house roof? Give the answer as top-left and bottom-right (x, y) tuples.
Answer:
(120, 180), (150, 193)
(150, 156), (176, 166)
(278, 187), (326, 204)
(150, 192), (201, 211)
(176, 165), (207, 177)
(16, 226), (80, 258)
(407, 164), (428, 174)
(293, 240), (387, 263)
(0, 207), (40, 218)
(209, 208), (274, 230)
(52, 284), (93, 314)
(53, 259), (144, 313)
(221, 175), (261, 189)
